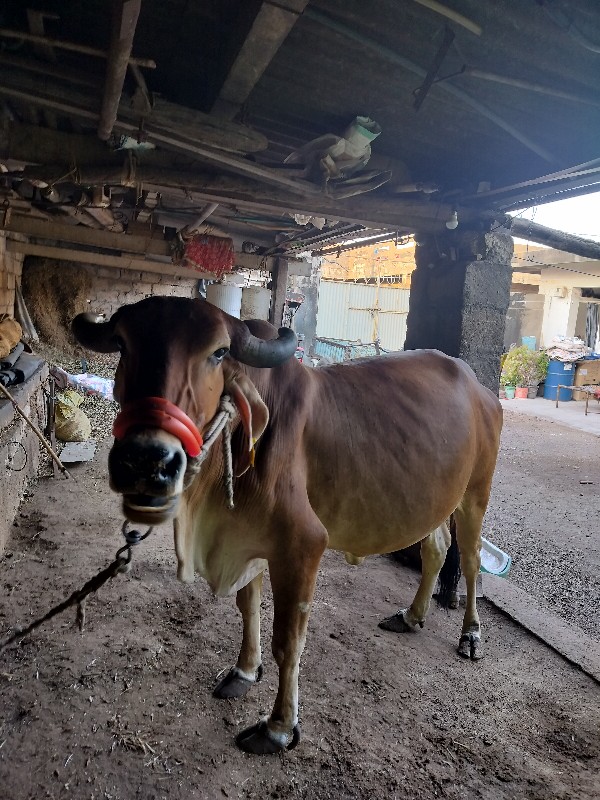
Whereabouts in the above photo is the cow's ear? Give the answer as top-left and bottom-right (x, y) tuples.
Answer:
(226, 373), (269, 476)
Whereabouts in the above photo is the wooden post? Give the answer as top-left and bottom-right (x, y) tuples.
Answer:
(44, 376), (60, 478)
(98, 0), (142, 141)
(269, 257), (290, 328)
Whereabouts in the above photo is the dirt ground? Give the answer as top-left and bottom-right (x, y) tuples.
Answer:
(1, 415), (599, 800)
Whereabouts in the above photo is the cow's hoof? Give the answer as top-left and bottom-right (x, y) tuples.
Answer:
(236, 720), (301, 755)
(458, 633), (483, 660)
(378, 610), (418, 633)
(213, 665), (263, 699)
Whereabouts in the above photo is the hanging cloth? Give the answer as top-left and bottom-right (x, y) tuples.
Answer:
(585, 304), (599, 350)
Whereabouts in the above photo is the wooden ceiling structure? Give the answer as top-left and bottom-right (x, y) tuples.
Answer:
(0, 0), (600, 275)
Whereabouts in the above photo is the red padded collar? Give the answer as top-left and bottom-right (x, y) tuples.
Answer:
(112, 396), (203, 457)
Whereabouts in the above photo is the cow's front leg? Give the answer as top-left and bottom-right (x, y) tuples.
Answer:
(236, 528), (326, 754)
(214, 571), (264, 699)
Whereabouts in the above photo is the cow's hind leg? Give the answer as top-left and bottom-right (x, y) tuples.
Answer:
(214, 571), (264, 699)
(379, 524), (451, 633)
(454, 501), (484, 660)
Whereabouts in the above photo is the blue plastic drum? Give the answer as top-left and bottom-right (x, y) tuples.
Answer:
(543, 360), (575, 401)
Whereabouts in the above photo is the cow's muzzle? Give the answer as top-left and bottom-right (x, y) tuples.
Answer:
(112, 397), (203, 457)
(110, 397), (201, 524)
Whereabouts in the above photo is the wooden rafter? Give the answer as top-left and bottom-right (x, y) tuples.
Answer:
(211, 0), (309, 120)
(98, 0), (142, 141)
(1, 215), (276, 271)
(0, 26), (155, 68)
(5, 239), (200, 277)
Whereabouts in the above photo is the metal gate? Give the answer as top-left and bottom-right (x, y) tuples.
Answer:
(316, 280), (410, 351)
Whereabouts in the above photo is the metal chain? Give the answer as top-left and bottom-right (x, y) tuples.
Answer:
(1, 399), (238, 654)
(0, 522), (152, 655)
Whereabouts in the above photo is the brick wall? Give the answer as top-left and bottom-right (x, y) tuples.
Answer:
(0, 365), (48, 555)
(0, 258), (197, 555)
(83, 265), (198, 316)
(0, 234), (24, 317)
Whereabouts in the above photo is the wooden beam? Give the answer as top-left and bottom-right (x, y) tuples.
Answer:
(2, 215), (169, 254)
(124, 96), (268, 153)
(1, 215), (276, 271)
(6, 240), (207, 278)
(98, 0), (142, 141)
(133, 126), (320, 196)
(152, 178), (463, 233)
(26, 9), (59, 62)
(0, 121), (120, 167)
(212, 1), (309, 120)
(0, 84), (98, 123)
(0, 83), (313, 194)
(507, 218), (600, 260)
(0, 26), (155, 67)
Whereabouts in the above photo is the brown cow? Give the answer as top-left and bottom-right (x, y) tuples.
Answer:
(73, 296), (502, 755)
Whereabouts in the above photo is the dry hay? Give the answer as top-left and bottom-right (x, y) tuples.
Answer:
(22, 258), (92, 352)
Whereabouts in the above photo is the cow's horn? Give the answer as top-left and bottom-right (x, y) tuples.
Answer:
(72, 312), (120, 353)
(230, 324), (297, 368)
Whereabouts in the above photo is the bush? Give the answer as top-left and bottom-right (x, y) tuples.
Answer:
(501, 345), (548, 387)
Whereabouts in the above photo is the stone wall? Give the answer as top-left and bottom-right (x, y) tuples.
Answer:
(289, 257), (321, 354)
(1, 259), (198, 556)
(0, 365), (48, 555)
(405, 228), (513, 392)
(83, 265), (198, 317)
(0, 233), (24, 317)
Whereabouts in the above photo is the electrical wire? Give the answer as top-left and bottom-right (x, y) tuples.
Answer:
(512, 253), (600, 280)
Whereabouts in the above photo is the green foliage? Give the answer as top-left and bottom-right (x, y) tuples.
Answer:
(501, 345), (548, 387)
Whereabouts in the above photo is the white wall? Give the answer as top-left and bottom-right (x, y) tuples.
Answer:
(540, 287), (581, 346)
(537, 256), (600, 346)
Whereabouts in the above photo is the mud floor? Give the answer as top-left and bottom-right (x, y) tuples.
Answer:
(1, 416), (599, 800)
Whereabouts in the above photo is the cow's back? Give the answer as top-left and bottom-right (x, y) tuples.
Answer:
(297, 350), (501, 556)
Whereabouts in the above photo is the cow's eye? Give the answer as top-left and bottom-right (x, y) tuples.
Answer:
(212, 347), (229, 362)
(114, 335), (126, 354)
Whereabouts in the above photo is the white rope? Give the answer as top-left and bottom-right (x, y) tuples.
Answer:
(185, 395), (237, 508)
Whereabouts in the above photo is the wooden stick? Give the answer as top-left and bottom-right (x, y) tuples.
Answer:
(98, 0), (142, 141)
(0, 382), (72, 479)
(0, 27), (155, 67)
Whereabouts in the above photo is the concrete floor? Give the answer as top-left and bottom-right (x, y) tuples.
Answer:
(501, 394), (600, 436)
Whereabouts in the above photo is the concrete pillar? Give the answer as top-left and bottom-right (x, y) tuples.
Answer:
(289, 256), (321, 354)
(269, 257), (290, 328)
(404, 227), (512, 392)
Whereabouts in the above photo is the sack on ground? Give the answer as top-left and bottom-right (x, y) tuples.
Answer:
(55, 390), (92, 442)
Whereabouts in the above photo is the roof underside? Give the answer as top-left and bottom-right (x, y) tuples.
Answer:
(0, 0), (599, 260)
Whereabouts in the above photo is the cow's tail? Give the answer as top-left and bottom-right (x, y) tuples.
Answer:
(437, 515), (461, 609)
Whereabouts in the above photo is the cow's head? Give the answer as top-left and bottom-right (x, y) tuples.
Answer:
(72, 297), (297, 524)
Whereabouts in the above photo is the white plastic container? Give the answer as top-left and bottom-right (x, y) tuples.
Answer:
(480, 536), (512, 577)
(206, 284), (242, 319)
(241, 287), (272, 321)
